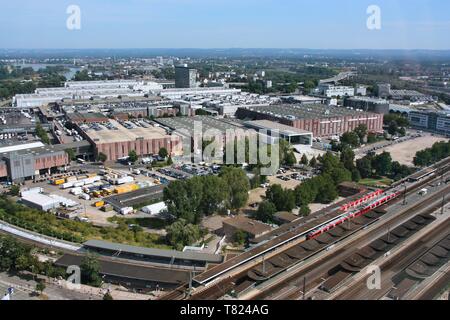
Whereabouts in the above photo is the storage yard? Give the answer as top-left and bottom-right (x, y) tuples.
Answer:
(20, 167), (169, 225)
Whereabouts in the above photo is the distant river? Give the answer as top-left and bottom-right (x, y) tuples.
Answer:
(13, 63), (82, 80)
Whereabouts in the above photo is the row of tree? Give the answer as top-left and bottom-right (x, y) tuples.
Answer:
(356, 151), (413, 180)
(413, 140), (450, 167)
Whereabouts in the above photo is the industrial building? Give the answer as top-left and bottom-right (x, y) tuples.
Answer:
(159, 87), (242, 99)
(235, 104), (384, 137)
(243, 120), (313, 147)
(79, 119), (182, 161)
(312, 84), (355, 98)
(0, 141), (70, 182)
(175, 65), (198, 88)
(344, 97), (390, 114)
(20, 188), (77, 212)
(0, 109), (47, 135)
(13, 80), (164, 108)
(409, 110), (450, 136)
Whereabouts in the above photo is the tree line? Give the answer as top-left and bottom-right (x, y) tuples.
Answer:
(414, 140), (450, 167)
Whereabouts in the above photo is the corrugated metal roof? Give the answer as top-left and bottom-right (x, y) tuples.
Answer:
(83, 239), (223, 264)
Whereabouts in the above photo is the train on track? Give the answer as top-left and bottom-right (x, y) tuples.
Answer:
(306, 190), (402, 240)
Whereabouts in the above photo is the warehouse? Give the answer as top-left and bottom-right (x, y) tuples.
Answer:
(0, 142), (70, 182)
(235, 104), (384, 137)
(104, 185), (165, 211)
(21, 188), (78, 211)
(344, 97), (390, 114)
(243, 120), (313, 147)
(79, 119), (182, 161)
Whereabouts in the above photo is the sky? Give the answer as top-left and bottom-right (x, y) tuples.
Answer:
(1, 0), (450, 50)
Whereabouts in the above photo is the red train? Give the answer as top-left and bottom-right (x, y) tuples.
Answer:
(306, 191), (401, 240)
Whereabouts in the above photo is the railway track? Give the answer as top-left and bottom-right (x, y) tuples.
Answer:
(161, 160), (450, 300)
(331, 217), (449, 300)
(249, 183), (450, 300)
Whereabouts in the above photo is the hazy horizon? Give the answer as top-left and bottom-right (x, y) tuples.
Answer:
(2, 0), (450, 50)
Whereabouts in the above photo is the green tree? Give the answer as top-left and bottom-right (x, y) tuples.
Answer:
(201, 176), (228, 216)
(166, 155), (173, 166)
(220, 167), (250, 210)
(35, 281), (46, 295)
(354, 124), (368, 144)
(367, 133), (378, 144)
(341, 131), (360, 148)
(255, 201), (277, 223)
(388, 121), (399, 135)
(158, 147), (168, 159)
(356, 157), (373, 179)
(301, 154), (309, 166)
(9, 185), (20, 197)
(233, 230), (248, 246)
(128, 150), (138, 163)
(351, 168), (361, 182)
(372, 152), (392, 176)
(103, 291), (114, 300)
(285, 151), (297, 166)
(97, 152), (107, 163)
(315, 175), (338, 204)
(340, 146), (356, 171)
(35, 123), (50, 144)
(329, 167), (352, 185)
(414, 149), (433, 167)
(166, 219), (202, 251)
(309, 156), (317, 168)
(164, 180), (202, 224)
(80, 253), (102, 287)
(299, 205), (311, 217)
(266, 185), (296, 212)
(65, 148), (76, 161)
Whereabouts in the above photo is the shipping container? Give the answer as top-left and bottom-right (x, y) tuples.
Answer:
(94, 201), (105, 207)
(53, 179), (65, 186)
(61, 182), (74, 189)
(120, 207), (134, 215)
(66, 176), (77, 183)
(102, 205), (114, 212)
(79, 193), (91, 200)
(70, 187), (83, 195)
(73, 181), (84, 188)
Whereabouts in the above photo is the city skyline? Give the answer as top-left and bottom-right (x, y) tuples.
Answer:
(1, 0), (450, 50)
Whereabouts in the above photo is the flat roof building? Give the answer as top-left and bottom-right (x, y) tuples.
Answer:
(244, 120), (313, 146)
(409, 110), (450, 136)
(222, 216), (273, 240)
(236, 104), (383, 137)
(344, 96), (390, 114)
(0, 142), (69, 182)
(80, 119), (182, 161)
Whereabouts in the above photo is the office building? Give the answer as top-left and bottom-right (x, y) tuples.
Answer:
(409, 110), (450, 136)
(175, 65), (198, 88)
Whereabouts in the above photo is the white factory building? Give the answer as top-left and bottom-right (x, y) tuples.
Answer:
(313, 84), (356, 98)
(13, 80), (164, 108)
